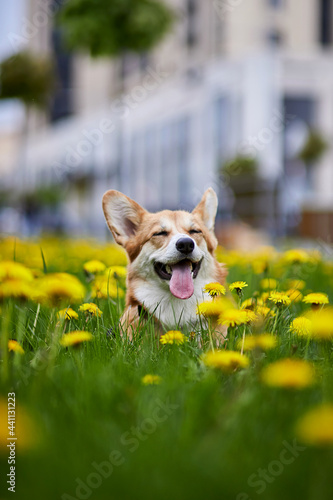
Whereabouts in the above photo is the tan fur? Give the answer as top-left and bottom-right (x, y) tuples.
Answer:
(102, 188), (227, 344)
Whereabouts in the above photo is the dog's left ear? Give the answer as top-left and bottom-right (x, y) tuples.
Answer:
(192, 188), (218, 232)
(102, 190), (147, 247)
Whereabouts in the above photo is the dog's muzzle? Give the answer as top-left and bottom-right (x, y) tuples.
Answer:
(153, 236), (203, 300)
(154, 258), (202, 281)
(154, 257), (202, 300)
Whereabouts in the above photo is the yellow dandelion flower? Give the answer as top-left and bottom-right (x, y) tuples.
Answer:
(216, 249), (245, 268)
(283, 249), (313, 265)
(290, 317), (312, 337)
(256, 305), (275, 318)
(296, 404), (333, 446)
(91, 276), (124, 299)
(241, 298), (259, 310)
(105, 266), (127, 279)
(31, 268), (44, 279)
(0, 261), (34, 282)
(229, 281), (248, 293)
(303, 293), (329, 306)
(103, 245), (128, 267)
(269, 291), (291, 307)
(261, 359), (316, 389)
(0, 398), (38, 451)
(218, 308), (248, 327)
(79, 302), (103, 317)
(305, 309), (333, 340)
(160, 331), (188, 345)
(60, 331), (93, 347)
(38, 273), (86, 305)
(8, 340), (25, 354)
(203, 282), (226, 297)
(237, 334), (277, 351)
(83, 260), (106, 274)
(260, 292), (270, 303)
(0, 279), (34, 301)
(57, 308), (79, 321)
(243, 309), (258, 324)
(196, 298), (232, 317)
(252, 259), (269, 274)
(260, 278), (278, 290)
(141, 374), (162, 385)
(286, 289), (303, 303)
(202, 350), (250, 373)
(286, 279), (306, 290)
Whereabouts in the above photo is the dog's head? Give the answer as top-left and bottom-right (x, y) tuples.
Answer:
(102, 188), (219, 300)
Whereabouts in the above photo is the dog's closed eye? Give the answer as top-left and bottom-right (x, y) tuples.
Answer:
(153, 231), (168, 237)
(189, 229), (202, 235)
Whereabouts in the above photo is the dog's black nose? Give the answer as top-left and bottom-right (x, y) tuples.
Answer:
(176, 237), (195, 255)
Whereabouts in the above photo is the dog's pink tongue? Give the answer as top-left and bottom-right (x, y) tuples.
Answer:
(169, 261), (194, 299)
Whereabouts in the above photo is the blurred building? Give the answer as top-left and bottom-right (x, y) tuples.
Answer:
(1, 0), (333, 239)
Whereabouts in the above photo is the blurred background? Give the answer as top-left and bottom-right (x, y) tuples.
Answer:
(0, 0), (333, 244)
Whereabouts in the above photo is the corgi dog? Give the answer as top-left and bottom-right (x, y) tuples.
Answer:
(102, 188), (227, 342)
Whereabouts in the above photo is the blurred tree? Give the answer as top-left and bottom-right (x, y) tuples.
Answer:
(0, 51), (54, 108)
(298, 129), (328, 164)
(221, 156), (258, 178)
(57, 0), (175, 57)
(0, 52), (55, 198)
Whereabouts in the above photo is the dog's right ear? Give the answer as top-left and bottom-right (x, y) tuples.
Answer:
(192, 187), (218, 233)
(102, 190), (147, 247)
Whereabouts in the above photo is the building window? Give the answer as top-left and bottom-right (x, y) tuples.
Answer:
(186, 0), (199, 48)
(267, 29), (283, 46)
(269, 0), (283, 7)
(50, 28), (73, 122)
(283, 96), (315, 183)
(214, 96), (231, 162)
(320, 0), (332, 45)
(176, 118), (190, 206)
(120, 52), (150, 81)
(129, 135), (142, 200)
(139, 53), (149, 72)
(50, 0), (73, 122)
(160, 124), (175, 207)
(143, 128), (159, 209)
(120, 53), (140, 80)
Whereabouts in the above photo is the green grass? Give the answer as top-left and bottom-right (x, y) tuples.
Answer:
(1, 245), (333, 500)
